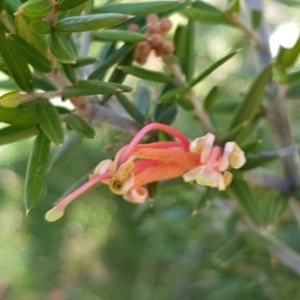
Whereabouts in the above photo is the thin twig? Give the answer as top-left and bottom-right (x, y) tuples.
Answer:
(163, 55), (215, 133)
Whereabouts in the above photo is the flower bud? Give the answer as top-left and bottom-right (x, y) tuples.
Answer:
(148, 33), (163, 48)
(160, 17), (172, 33)
(162, 40), (174, 55)
(127, 23), (140, 32)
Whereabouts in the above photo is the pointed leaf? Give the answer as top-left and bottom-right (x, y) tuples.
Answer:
(66, 114), (96, 139)
(182, 5), (230, 25)
(49, 32), (77, 64)
(0, 90), (21, 108)
(228, 0), (240, 13)
(30, 20), (52, 34)
(0, 106), (38, 127)
(37, 99), (64, 145)
(136, 84), (151, 116)
(214, 236), (247, 265)
(119, 66), (173, 83)
(154, 103), (177, 125)
(55, 14), (129, 33)
(190, 50), (239, 87)
(229, 177), (263, 226)
(95, 1), (179, 15)
(19, 0), (52, 18)
(203, 86), (220, 113)
(72, 57), (98, 68)
(93, 30), (146, 43)
(24, 130), (51, 212)
(230, 63), (272, 129)
(8, 34), (52, 73)
(116, 93), (145, 124)
(277, 37), (300, 69)
(0, 28), (34, 92)
(160, 87), (189, 104)
(57, 0), (89, 11)
(0, 126), (38, 146)
(62, 80), (132, 97)
(89, 44), (134, 79)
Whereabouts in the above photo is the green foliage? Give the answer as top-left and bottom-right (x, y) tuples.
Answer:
(0, 0), (300, 298)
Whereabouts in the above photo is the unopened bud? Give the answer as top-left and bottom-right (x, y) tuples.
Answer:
(146, 14), (159, 24)
(137, 41), (151, 55)
(160, 17), (172, 33)
(128, 23), (140, 32)
(148, 33), (163, 48)
(162, 40), (174, 55)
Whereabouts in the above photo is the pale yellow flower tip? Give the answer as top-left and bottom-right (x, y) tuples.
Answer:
(45, 207), (65, 222)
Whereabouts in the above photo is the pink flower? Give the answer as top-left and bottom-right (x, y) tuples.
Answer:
(45, 123), (246, 222)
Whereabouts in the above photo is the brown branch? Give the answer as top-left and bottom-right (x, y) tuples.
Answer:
(47, 71), (139, 134)
(163, 55), (215, 133)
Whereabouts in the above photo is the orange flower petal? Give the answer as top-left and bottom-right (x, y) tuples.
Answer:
(134, 162), (186, 187)
(132, 148), (199, 169)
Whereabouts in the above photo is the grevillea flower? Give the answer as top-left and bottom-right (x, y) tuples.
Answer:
(45, 123), (246, 222)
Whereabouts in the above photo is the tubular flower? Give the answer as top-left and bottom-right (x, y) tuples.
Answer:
(45, 123), (246, 222)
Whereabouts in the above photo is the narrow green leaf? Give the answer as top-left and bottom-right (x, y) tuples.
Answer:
(182, 7), (230, 25)
(66, 114), (96, 139)
(136, 84), (151, 116)
(24, 130), (51, 212)
(62, 63), (77, 84)
(19, 0), (52, 18)
(72, 57), (98, 68)
(15, 12), (48, 54)
(228, 0), (240, 13)
(0, 106), (38, 127)
(230, 63), (272, 129)
(55, 14), (129, 33)
(229, 177), (263, 226)
(174, 25), (187, 68)
(251, 10), (262, 29)
(8, 34), (52, 73)
(177, 95), (194, 111)
(203, 86), (220, 113)
(277, 37), (300, 69)
(119, 66), (173, 83)
(57, 0), (89, 11)
(160, 87), (189, 104)
(95, 1), (179, 15)
(214, 236), (247, 265)
(116, 93), (145, 124)
(154, 103), (177, 125)
(30, 20), (52, 34)
(93, 30), (146, 43)
(88, 44), (134, 79)
(0, 126), (38, 146)
(0, 28), (34, 92)
(49, 32), (77, 64)
(49, 132), (83, 170)
(0, 90), (21, 108)
(37, 99), (64, 145)
(190, 50), (239, 87)
(62, 80), (132, 98)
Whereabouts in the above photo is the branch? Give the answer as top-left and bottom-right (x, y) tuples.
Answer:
(163, 55), (215, 133)
(47, 71), (139, 134)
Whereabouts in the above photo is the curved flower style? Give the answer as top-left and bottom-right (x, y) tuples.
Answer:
(45, 123), (246, 222)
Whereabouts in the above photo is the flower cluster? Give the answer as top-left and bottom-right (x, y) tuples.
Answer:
(45, 123), (246, 222)
(128, 14), (174, 65)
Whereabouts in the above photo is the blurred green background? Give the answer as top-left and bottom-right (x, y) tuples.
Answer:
(1, 0), (300, 299)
